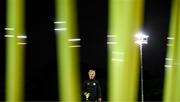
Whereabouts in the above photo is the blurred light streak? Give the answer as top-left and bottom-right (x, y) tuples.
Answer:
(55, 0), (80, 101)
(167, 37), (175, 40)
(68, 38), (81, 42)
(163, 0), (180, 101)
(5, 28), (14, 30)
(17, 42), (27, 45)
(108, 0), (144, 101)
(5, 0), (25, 101)
(107, 42), (118, 45)
(54, 21), (66, 24)
(17, 35), (27, 39)
(107, 34), (117, 37)
(4, 35), (14, 38)
(54, 28), (67, 31)
(69, 45), (81, 48)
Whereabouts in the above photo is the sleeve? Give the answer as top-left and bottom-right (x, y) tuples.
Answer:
(82, 81), (87, 95)
(97, 80), (102, 98)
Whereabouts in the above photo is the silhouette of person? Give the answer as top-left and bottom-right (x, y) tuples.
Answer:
(82, 69), (102, 102)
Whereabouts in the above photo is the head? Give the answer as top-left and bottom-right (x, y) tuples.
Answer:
(88, 70), (96, 79)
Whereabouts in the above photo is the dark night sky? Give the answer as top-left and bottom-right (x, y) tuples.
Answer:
(0, 0), (171, 101)
(142, 0), (171, 100)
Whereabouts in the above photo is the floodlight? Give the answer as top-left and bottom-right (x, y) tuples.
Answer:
(135, 32), (149, 45)
(135, 32), (149, 102)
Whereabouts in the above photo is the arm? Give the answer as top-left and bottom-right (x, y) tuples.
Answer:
(97, 80), (102, 101)
(82, 81), (90, 100)
(82, 81), (87, 95)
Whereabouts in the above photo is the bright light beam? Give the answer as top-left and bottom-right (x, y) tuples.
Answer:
(55, 0), (80, 101)
(163, 0), (180, 101)
(5, 0), (26, 101)
(108, 0), (144, 101)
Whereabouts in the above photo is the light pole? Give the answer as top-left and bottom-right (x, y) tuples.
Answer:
(135, 32), (149, 102)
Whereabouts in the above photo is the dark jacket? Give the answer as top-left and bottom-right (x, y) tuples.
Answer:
(82, 79), (101, 101)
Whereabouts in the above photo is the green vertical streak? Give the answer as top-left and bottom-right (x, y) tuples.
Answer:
(173, 0), (180, 101)
(163, 0), (180, 101)
(6, 0), (25, 101)
(128, 1), (144, 100)
(55, 0), (80, 101)
(174, 36), (180, 98)
(108, 0), (144, 101)
(6, 0), (16, 101)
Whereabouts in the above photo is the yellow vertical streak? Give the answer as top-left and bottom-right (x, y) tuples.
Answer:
(174, 2), (180, 99)
(55, 0), (80, 101)
(163, 0), (180, 101)
(6, 0), (25, 101)
(108, 0), (144, 101)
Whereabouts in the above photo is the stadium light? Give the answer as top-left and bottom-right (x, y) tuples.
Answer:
(135, 32), (149, 102)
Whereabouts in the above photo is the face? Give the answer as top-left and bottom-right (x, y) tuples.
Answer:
(88, 70), (96, 79)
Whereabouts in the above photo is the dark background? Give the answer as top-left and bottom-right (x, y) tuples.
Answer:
(0, 0), (171, 101)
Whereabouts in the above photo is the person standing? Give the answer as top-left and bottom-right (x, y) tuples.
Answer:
(82, 69), (102, 102)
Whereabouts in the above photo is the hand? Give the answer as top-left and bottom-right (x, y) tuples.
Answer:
(84, 92), (90, 99)
(98, 98), (102, 102)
